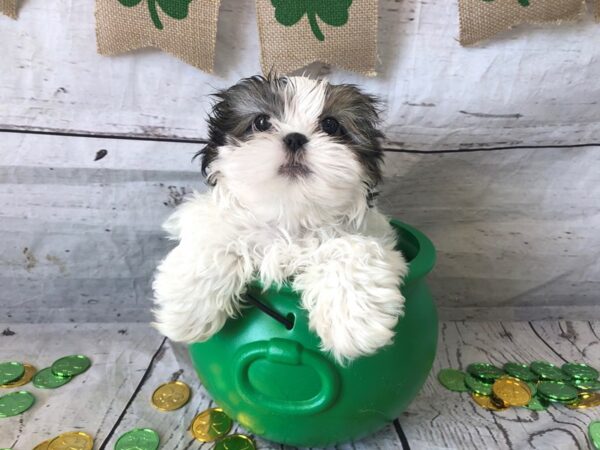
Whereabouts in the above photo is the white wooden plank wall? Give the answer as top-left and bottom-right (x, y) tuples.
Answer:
(1, 0), (600, 148)
(1, 1), (599, 322)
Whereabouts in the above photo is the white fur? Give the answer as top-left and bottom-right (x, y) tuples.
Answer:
(152, 77), (408, 363)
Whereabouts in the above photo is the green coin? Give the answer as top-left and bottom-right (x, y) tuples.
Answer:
(562, 363), (599, 381)
(503, 362), (538, 382)
(51, 355), (91, 377)
(538, 381), (578, 403)
(0, 362), (25, 385)
(213, 435), (256, 450)
(527, 381), (538, 397)
(530, 361), (568, 382)
(0, 391), (35, 418)
(437, 368), (469, 392)
(526, 395), (549, 411)
(467, 363), (504, 382)
(590, 421), (600, 450)
(465, 374), (493, 396)
(33, 367), (72, 389)
(571, 379), (600, 391)
(115, 428), (160, 450)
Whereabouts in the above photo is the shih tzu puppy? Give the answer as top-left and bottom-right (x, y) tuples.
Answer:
(152, 75), (408, 363)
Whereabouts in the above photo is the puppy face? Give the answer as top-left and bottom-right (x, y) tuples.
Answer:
(198, 76), (384, 228)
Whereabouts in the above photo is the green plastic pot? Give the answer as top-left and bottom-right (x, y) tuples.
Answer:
(189, 220), (438, 447)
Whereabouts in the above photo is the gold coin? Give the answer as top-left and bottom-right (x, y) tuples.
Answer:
(151, 381), (191, 411)
(566, 392), (600, 410)
(492, 376), (532, 407)
(190, 407), (233, 442)
(32, 440), (51, 450)
(0, 364), (36, 388)
(471, 393), (509, 411)
(48, 432), (93, 450)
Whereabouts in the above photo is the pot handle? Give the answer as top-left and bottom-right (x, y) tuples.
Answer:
(233, 338), (340, 415)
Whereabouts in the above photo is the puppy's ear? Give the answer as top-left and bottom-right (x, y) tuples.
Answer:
(193, 143), (219, 185)
(194, 88), (234, 185)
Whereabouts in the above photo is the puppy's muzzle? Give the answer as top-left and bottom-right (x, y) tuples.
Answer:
(283, 133), (308, 153)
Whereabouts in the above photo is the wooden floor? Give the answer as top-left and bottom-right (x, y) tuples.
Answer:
(1, 321), (599, 450)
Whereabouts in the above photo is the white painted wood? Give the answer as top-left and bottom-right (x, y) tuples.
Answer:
(0, 133), (206, 323)
(0, 322), (164, 449)
(3, 321), (598, 449)
(103, 339), (404, 450)
(402, 321), (598, 450)
(2, 133), (599, 322)
(2, 1), (600, 149)
(383, 147), (600, 321)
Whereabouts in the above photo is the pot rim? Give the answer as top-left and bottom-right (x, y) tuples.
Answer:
(250, 219), (436, 293)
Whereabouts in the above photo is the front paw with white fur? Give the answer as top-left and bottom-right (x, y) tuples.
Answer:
(152, 192), (254, 343)
(293, 235), (408, 364)
(152, 243), (253, 343)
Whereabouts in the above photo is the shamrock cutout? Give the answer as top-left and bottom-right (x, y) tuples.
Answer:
(117, 0), (194, 30)
(272, 0), (353, 41)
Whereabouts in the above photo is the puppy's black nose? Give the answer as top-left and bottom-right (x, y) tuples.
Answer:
(283, 133), (308, 152)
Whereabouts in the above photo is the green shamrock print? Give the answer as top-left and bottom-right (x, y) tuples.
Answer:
(117, 0), (194, 30)
(272, 0), (353, 41)
(483, 0), (530, 5)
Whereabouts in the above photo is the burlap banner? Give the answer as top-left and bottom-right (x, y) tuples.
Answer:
(95, 0), (221, 72)
(459, 0), (585, 46)
(256, 0), (378, 76)
(0, 0), (17, 19)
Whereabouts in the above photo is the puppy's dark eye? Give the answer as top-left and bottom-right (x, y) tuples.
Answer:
(253, 114), (272, 132)
(321, 117), (340, 135)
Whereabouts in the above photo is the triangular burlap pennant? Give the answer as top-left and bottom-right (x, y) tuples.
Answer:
(96, 0), (221, 72)
(459, 0), (585, 46)
(0, 0), (17, 19)
(256, 0), (378, 76)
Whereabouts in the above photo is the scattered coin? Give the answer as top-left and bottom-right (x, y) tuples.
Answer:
(526, 381), (538, 397)
(51, 355), (92, 378)
(538, 381), (579, 403)
(437, 368), (469, 392)
(33, 440), (51, 450)
(467, 363), (504, 382)
(115, 428), (160, 450)
(530, 361), (568, 382)
(571, 379), (600, 391)
(589, 421), (600, 450)
(0, 390), (35, 418)
(213, 434), (256, 450)
(471, 393), (508, 411)
(503, 362), (538, 382)
(191, 407), (233, 442)
(0, 362), (25, 385)
(526, 395), (550, 411)
(465, 374), (493, 396)
(562, 363), (599, 381)
(565, 392), (600, 410)
(33, 368), (72, 389)
(48, 431), (93, 450)
(0, 363), (36, 388)
(492, 376), (532, 407)
(151, 381), (191, 411)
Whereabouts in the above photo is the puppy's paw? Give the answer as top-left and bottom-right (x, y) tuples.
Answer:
(293, 236), (407, 364)
(152, 243), (252, 343)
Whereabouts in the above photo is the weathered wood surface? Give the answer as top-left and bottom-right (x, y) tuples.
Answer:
(2, 133), (599, 322)
(402, 321), (600, 450)
(2, 321), (598, 449)
(0, 133), (205, 323)
(0, 322), (164, 448)
(2, 1), (600, 149)
(102, 337), (405, 450)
